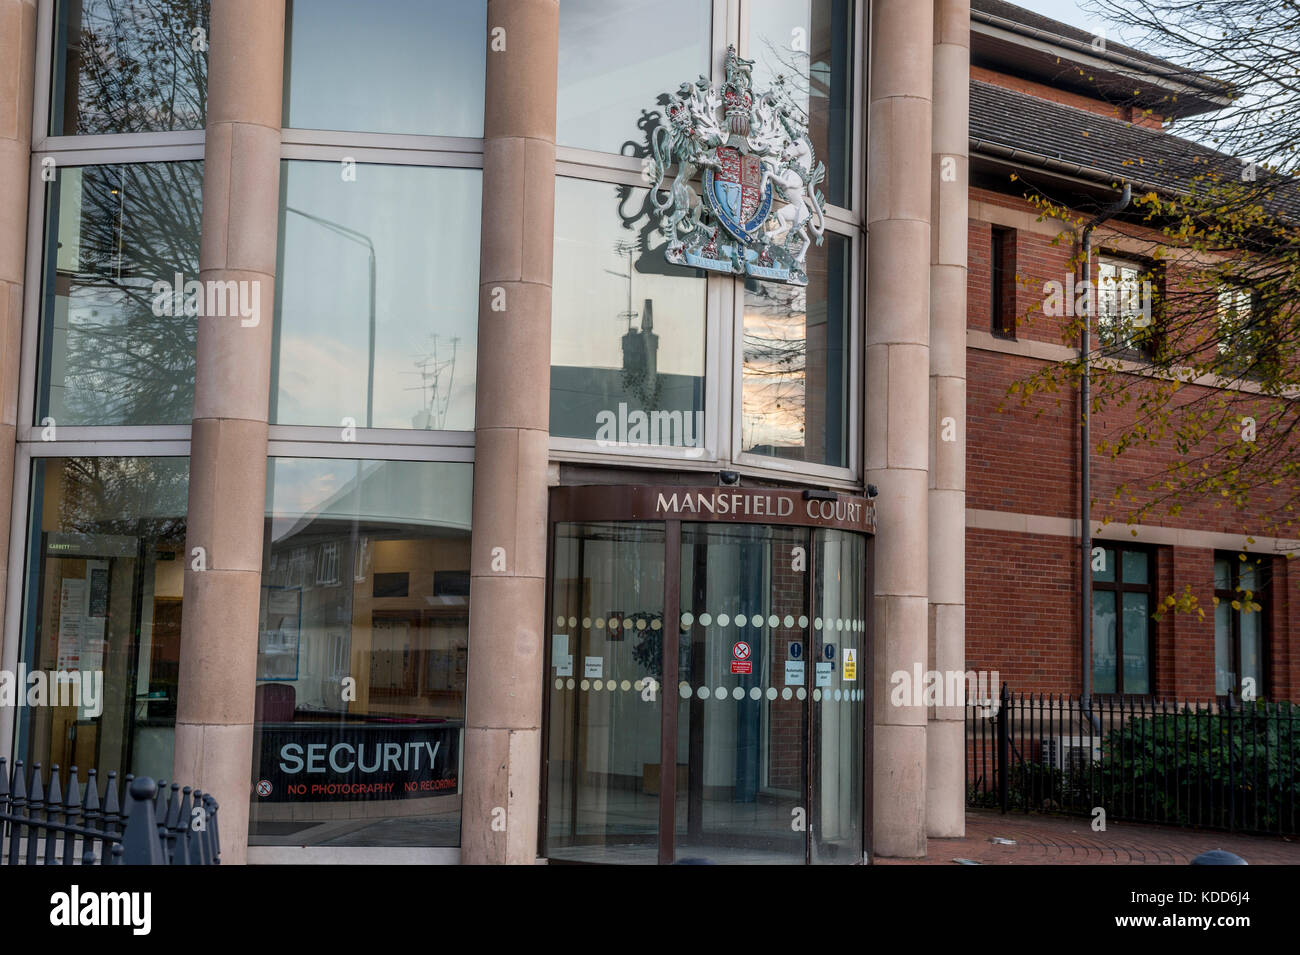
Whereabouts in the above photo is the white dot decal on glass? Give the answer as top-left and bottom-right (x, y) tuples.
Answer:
(767, 614), (779, 628)
(591, 680), (602, 692)
(834, 689), (842, 701)
(621, 680), (631, 692)
(568, 616), (577, 628)
(594, 618), (605, 629)
(681, 612), (693, 628)
(735, 614), (746, 628)
(716, 687), (727, 700)
(565, 678), (575, 690)
(554, 678), (563, 690)
(580, 679), (590, 691)
(783, 615), (794, 629)
(781, 688), (792, 701)
(732, 687), (744, 700)
(555, 616), (565, 628)
(796, 687), (807, 701)
(636, 618), (647, 631)
(699, 613), (712, 627)
(813, 689), (822, 702)
(606, 680), (616, 691)
(814, 617), (822, 630)
(837, 618), (844, 631)
(582, 617), (591, 629)
(766, 687), (778, 700)
(679, 682), (690, 698)
(718, 613), (730, 627)
(750, 687), (761, 701)
(651, 618), (662, 630)
(798, 615), (809, 629)
(608, 618), (619, 631)
(698, 686), (710, 699)
(751, 614), (763, 628)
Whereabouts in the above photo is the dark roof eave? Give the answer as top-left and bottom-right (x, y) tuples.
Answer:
(970, 137), (1163, 194)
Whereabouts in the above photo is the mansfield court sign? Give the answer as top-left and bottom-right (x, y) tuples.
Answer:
(650, 45), (828, 286)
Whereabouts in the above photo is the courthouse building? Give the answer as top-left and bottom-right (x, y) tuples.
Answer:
(0, 0), (1291, 866)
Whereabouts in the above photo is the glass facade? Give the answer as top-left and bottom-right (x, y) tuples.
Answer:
(38, 162), (202, 426)
(557, 0), (713, 154)
(51, 0), (209, 135)
(15, 457), (189, 785)
(249, 458), (473, 847)
(272, 161), (481, 430)
(283, 0), (486, 137)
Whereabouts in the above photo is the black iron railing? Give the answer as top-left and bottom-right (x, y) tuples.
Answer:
(0, 759), (220, 864)
(967, 684), (1300, 836)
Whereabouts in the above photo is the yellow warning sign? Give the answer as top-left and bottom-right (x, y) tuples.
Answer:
(842, 648), (857, 682)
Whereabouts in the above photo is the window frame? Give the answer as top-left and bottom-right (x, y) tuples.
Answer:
(1090, 542), (1157, 697)
(1096, 252), (1159, 361)
(1213, 552), (1270, 700)
(550, 0), (866, 487)
(990, 225), (1016, 339)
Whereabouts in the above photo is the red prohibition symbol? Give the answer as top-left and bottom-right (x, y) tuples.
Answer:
(733, 641), (751, 661)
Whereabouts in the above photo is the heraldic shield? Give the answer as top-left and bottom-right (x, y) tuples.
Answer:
(703, 146), (772, 244)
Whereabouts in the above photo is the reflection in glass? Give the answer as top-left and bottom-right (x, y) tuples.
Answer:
(1215, 602), (1234, 695)
(272, 161), (481, 430)
(545, 522), (665, 864)
(1121, 592), (1149, 695)
(283, 0), (485, 136)
(249, 458), (473, 848)
(1093, 548), (1116, 582)
(742, 234), (849, 467)
(748, 0), (855, 208)
(677, 524), (808, 864)
(1092, 591), (1116, 695)
(551, 178), (707, 447)
(17, 457), (189, 789)
(39, 162), (202, 426)
(51, 0), (209, 135)
(557, 0), (712, 154)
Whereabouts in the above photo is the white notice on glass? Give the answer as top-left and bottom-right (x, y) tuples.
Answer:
(815, 662), (833, 687)
(784, 660), (806, 686)
(584, 656), (604, 679)
(551, 634), (568, 666)
(556, 655), (573, 677)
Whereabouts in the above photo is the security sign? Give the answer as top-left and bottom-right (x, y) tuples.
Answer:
(842, 647), (857, 682)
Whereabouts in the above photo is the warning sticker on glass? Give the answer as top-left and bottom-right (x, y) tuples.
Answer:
(556, 655), (573, 677)
(784, 660), (805, 686)
(842, 648), (857, 682)
(815, 662), (833, 687)
(584, 656), (604, 679)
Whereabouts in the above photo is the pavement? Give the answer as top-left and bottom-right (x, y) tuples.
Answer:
(875, 809), (1300, 865)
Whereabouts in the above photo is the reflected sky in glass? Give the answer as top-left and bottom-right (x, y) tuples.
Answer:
(273, 161), (481, 430)
(284, 0), (485, 136)
(557, 0), (712, 154)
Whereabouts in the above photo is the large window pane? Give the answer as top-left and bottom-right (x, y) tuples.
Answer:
(39, 162), (202, 426)
(557, 0), (712, 154)
(748, 0), (855, 208)
(283, 0), (485, 136)
(1092, 591), (1116, 694)
(51, 0), (209, 135)
(249, 458), (473, 848)
(1215, 601), (1235, 695)
(272, 161), (480, 430)
(1121, 592), (1150, 695)
(741, 233), (850, 467)
(16, 457), (189, 788)
(551, 178), (707, 448)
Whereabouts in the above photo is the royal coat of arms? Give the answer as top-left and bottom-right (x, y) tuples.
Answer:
(649, 45), (827, 286)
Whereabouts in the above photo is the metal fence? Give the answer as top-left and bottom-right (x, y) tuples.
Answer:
(0, 759), (221, 864)
(967, 684), (1300, 836)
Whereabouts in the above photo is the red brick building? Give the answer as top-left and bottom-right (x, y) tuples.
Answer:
(965, 0), (1299, 702)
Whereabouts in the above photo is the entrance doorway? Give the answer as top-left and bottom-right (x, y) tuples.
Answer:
(541, 486), (873, 864)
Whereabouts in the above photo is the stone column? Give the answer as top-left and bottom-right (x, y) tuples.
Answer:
(0, 0), (34, 755)
(172, 0), (285, 866)
(926, 0), (969, 839)
(867, 0), (933, 859)
(460, 0), (557, 865)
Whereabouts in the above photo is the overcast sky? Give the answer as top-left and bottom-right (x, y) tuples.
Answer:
(1013, 0), (1106, 35)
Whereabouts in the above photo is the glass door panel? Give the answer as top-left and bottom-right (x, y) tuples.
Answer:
(811, 528), (866, 863)
(676, 523), (809, 863)
(544, 521), (664, 864)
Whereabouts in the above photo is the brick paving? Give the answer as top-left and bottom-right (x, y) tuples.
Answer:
(875, 809), (1300, 865)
